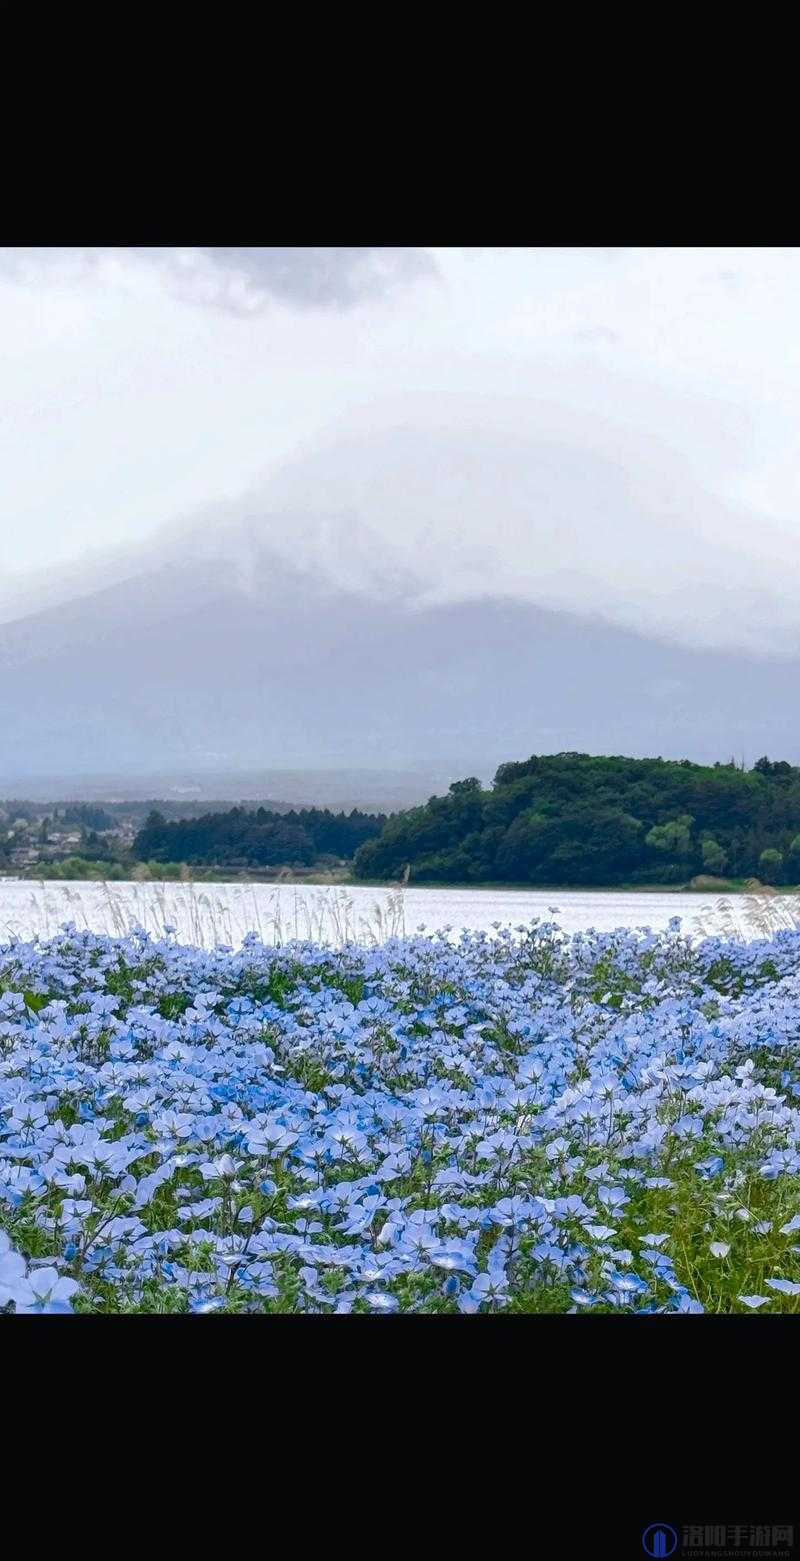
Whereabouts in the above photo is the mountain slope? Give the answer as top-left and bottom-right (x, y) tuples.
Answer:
(0, 531), (798, 785)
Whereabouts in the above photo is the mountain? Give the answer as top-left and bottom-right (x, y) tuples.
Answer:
(1, 514), (799, 795)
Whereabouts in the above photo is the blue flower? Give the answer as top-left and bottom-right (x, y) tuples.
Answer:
(364, 1292), (400, 1313)
(14, 1266), (79, 1314)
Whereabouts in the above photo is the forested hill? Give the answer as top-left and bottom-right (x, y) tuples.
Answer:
(134, 806), (386, 869)
(353, 754), (800, 887)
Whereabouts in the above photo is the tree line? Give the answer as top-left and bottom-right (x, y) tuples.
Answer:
(352, 753), (800, 886)
(133, 805), (387, 869)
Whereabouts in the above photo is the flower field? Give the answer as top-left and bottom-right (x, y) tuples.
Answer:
(2, 914), (800, 1314)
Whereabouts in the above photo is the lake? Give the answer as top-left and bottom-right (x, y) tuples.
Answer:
(0, 878), (785, 949)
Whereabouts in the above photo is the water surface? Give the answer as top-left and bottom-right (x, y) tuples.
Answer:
(0, 879), (773, 949)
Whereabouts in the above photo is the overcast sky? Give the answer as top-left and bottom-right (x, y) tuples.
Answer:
(2, 245), (800, 655)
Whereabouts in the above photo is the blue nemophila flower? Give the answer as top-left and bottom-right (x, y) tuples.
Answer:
(607, 1270), (649, 1295)
(200, 1154), (237, 1180)
(738, 1295), (770, 1309)
(765, 1278), (800, 1295)
(2, 914), (800, 1313)
(597, 1186), (628, 1210)
(0, 1234), (30, 1307)
(10, 1098), (48, 1131)
(53, 1172), (86, 1195)
(429, 1245), (477, 1275)
(364, 1292), (400, 1312)
(491, 1195), (533, 1228)
(14, 1266), (79, 1314)
(458, 1271), (511, 1311)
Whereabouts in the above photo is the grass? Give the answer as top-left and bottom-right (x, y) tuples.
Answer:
(1, 875), (799, 954)
(0, 879), (409, 951)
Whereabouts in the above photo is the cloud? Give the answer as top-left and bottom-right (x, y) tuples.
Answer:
(190, 247), (438, 309)
(705, 268), (741, 288)
(573, 325), (620, 343)
(0, 245), (439, 314)
(171, 411), (800, 659)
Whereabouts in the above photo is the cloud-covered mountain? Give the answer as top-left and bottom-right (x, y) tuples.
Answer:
(1, 509), (799, 797)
